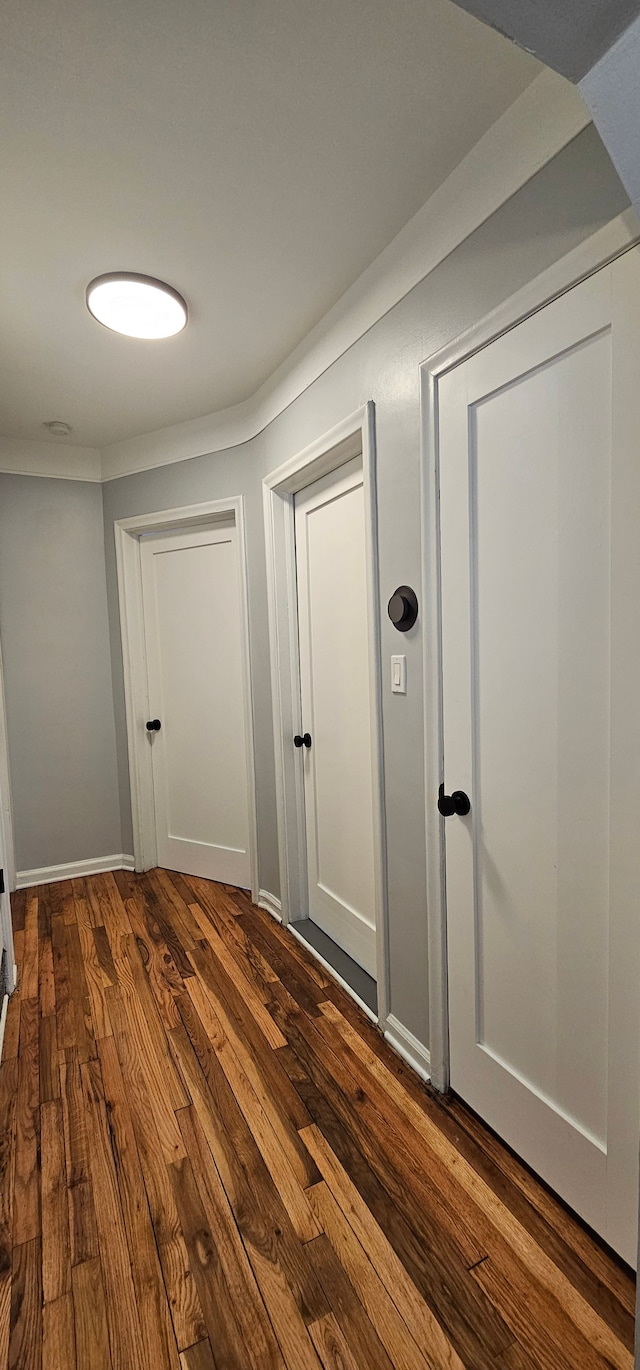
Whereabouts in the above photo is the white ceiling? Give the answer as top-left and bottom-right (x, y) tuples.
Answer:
(0, 0), (539, 449)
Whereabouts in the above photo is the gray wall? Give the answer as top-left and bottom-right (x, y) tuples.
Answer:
(0, 476), (121, 871)
(101, 124), (629, 1047)
(450, 0), (640, 81)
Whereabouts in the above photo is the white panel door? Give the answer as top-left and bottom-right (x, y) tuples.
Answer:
(140, 521), (251, 886)
(439, 250), (640, 1264)
(295, 459), (377, 977)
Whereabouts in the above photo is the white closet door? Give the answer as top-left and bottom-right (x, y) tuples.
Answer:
(439, 250), (640, 1264)
(140, 521), (251, 886)
(295, 459), (377, 977)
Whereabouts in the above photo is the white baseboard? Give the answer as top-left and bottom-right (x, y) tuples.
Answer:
(384, 1013), (431, 1082)
(257, 889), (282, 922)
(0, 992), (9, 1064)
(15, 853), (135, 890)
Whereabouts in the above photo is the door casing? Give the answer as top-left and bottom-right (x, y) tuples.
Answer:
(114, 497), (259, 901)
(0, 632), (16, 1001)
(420, 208), (640, 1092)
(263, 402), (390, 1026)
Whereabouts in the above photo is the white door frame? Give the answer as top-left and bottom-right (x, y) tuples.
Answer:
(263, 402), (390, 1025)
(114, 497), (259, 901)
(0, 638), (16, 899)
(420, 209), (640, 1092)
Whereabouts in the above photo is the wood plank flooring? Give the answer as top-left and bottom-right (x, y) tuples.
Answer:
(1, 868), (635, 1368)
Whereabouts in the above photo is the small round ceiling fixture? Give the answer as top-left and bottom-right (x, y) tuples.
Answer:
(86, 272), (188, 339)
(43, 420), (72, 437)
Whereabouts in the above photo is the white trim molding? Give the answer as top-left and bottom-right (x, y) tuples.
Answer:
(0, 993), (9, 1064)
(419, 212), (640, 1094)
(97, 72), (589, 482)
(0, 73), (588, 487)
(384, 1014), (431, 1083)
(15, 853), (134, 890)
(257, 890), (282, 923)
(0, 635), (16, 897)
(114, 497), (259, 902)
(263, 402), (390, 1026)
(0, 437), (101, 483)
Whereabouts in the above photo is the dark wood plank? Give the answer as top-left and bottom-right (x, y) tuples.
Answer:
(10, 889), (26, 934)
(494, 1342), (543, 1369)
(111, 867), (136, 902)
(41, 1098), (71, 1304)
(150, 870), (204, 947)
(13, 995), (40, 1246)
(170, 1154), (250, 1370)
(178, 983), (319, 1238)
(51, 916), (75, 1052)
(0, 1058), (18, 1280)
(232, 894), (329, 991)
(179, 1340), (216, 1370)
(60, 1050), (99, 1267)
(43, 1292), (77, 1370)
(9, 1237), (42, 1370)
(189, 939), (312, 1134)
(472, 1253), (613, 1370)
(276, 1042), (512, 1369)
(162, 869), (200, 909)
(71, 1258), (111, 1370)
(75, 899), (112, 1043)
(124, 894), (184, 1029)
(308, 1313), (360, 1370)
(97, 1035), (180, 1370)
(39, 935), (56, 1020)
(21, 894), (39, 1001)
(128, 876), (195, 986)
(307, 1179), (434, 1370)
(103, 983), (205, 1353)
(39, 1014), (60, 1105)
(112, 930), (189, 1121)
(92, 926), (117, 987)
(177, 1104), (285, 1370)
(64, 923), (97, 1063)
(80, 1057), (146, 1370)
(168, 1017), (329, 1328)
(2, 994), (20, 1063)
(236, 909), (327, 1019)
(306, 1233), (396, 1370)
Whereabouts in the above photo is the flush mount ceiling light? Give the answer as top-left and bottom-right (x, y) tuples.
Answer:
(43, 420), (72, 437)
(86, 272), (188, 339)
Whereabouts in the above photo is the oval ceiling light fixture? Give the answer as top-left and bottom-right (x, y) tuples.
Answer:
(86, 272), (188, 339)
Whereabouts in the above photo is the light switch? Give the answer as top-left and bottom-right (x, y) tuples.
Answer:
(391, 654), (407, 694)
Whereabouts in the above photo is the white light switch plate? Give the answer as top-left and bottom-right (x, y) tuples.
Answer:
(391, 654), (407, 694)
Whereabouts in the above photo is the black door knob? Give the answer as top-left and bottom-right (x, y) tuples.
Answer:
(438, 783), (470, 817)
(146, 719), (162, 732)
(294, 733), (312, 749)
(388, 585), (418, 632)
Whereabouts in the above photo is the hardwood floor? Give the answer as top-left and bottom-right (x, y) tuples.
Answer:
(1, 869), (635, 1368)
